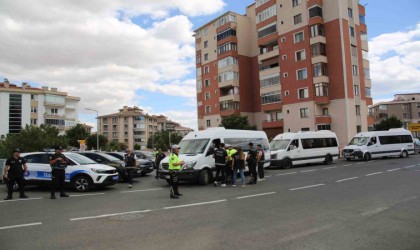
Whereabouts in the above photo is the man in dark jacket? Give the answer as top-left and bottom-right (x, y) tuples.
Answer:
(3, 149), (28, 200)
(247, 142), (258, 184)
(155, 148), (166, 179)
(213, 143), (228, 187)
(124, 149), (137, 188)
(49, 146), (69, 199)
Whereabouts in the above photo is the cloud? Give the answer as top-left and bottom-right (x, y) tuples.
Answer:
(369, 22), (420, 99)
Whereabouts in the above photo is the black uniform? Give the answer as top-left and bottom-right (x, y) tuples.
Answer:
(124, 153), (136, 185)
(5, 157), (27, 198)
(247, 147), (258, 184)
(155, 153), (166, 179)
(49, 153), (68, 197)
(257, 148), (265, 179)
(214, 147), (227, 185)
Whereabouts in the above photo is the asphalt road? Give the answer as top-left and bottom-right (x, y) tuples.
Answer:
(1, 155), (420, 250)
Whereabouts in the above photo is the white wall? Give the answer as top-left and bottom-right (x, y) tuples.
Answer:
(0, 93), (10, 136)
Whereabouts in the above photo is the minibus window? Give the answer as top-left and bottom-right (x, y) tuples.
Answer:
(270, 139), (290, 151)
(348, 137), (369, 146)
(179, 139), (210, 154)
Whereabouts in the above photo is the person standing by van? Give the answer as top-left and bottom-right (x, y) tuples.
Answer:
(124, 149), (137, 188)
(49, 146), (69, 199)
(169, 145), (185, 199)
(247, 142), (258, 184)
(231, 146), (245, 187)
(225, 144), (236, 185)
(213, 143), (228, 187)
(257, 144), (265, 181)
(3, 149), (28, 200)
(154, 148), (166, 179)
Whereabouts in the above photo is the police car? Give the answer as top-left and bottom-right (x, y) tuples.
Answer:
(20, 152), (119, 192)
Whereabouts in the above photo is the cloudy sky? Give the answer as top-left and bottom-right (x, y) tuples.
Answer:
(0, 0), (419, 130)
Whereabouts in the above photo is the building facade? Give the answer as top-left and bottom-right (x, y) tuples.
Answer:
(0, 81), (80, 136)
(98, 107), (193, 149)
(195, 0), (373, 146)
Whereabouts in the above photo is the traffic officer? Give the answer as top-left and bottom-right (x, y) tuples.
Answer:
(257, 144), (265, 181)
(169, 145), (185, 199)
(247, 142), (258, 184)
(49, 146), (69, 199)
(225, 144), (236, 184)
(3, 148), (28, 200)
(213, 143), (228, 187)
(154, 148), (166, 179)
(124, 149), (137, 188)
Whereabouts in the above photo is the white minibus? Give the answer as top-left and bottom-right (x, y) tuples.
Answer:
(158, 128), (270, 185)
(270, 131), (339, 169)
(342, 129), (415, 161)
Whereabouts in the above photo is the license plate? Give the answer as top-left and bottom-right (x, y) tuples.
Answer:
(345, 153), (350, 157)
(112, 176), (119, 181)
(137, 170), (142, 173)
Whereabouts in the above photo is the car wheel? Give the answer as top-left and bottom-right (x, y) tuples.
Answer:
(346, 158), (351, 161)
(363, 152), (371, 161)
(198, 169), (211, 185)
(401, 150), (409, 158)
(72, 175), (92, 192)
(283, 159), (292, 169)
(324, 155), (333, 165)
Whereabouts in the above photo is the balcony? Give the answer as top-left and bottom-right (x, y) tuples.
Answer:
(258, 32), (278, 46)
(311, 55), (328, 64)
(259, 66), (280, 79)
(258, 49), (279, 62)
(220, 101), (240, 116)
(315, 115), (331, 124)
(314, 95), (330, 105)
(219, 94), (240, 103)
(44, 102), (65, 107)
(307, 0), (323, 7)
(218, 79), (239, 88)
(313, 75), (329, 84)
(262, 119), (284, 129)
(44, 113), (65, 119)
(310, 36), (326, 45)
(261, 102), (282, 112)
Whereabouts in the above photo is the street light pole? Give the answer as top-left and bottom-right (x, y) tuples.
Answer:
(85, 108), (99, 151)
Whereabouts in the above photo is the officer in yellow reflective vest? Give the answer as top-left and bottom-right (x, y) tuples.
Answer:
(169, 145), (185, 199)
(225, 144), (237, 184)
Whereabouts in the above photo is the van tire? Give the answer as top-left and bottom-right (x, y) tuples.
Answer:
(363, 153), (371, 161)
(324, 155), (333, 165)
(346, 158), (351, 161)
(72, 175), (92, 192)
(198, 169), (211, 185)
(283, 159), (292, 169)
(401, 150), (409, 158)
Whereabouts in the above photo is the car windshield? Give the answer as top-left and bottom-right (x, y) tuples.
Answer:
(179, 139), (210, 155)
(270, 139), (291, 151)
(65, 153), (97, 165)
(96, 152), (120, 161)
(348, 137), (370, 146)
(107, 153), (124, 160)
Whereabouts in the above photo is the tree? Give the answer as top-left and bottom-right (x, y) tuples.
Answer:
(147, 131), (183, 150)
(374, 116), (403, 131)
(220, 115), (257, 130)
(106, 140), (120, 151)
(134, 144), (141, 150)
(65, 123), (90, 148)
(86, 134), (108, 150)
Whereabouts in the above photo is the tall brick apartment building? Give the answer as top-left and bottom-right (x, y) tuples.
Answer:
(195, 0), (373, 146)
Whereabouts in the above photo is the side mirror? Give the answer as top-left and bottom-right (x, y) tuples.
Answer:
(206, 148), (214, 157)
(367, 142), (373, 146)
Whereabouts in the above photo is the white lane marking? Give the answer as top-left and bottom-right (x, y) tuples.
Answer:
(323, 166), (337, 170)
(366, 172), (383, 176)
(0, 222), (42, 230)
(356, 162), (365, 165)
(69, 193), (105, 197)
(289, 184), (326, 191)
(403, 165), (417, 169)
(235, 192), (276, 200)
(276, 172), (297, 176)
(336, 177), (359, 183)
(300, 169), (318, 173)
(343, 164), (352, 167)
(265, 175), (272, 178)
(361, 207), (389, 217)
(121, 188), (164, 193)
(163, 199), (227, 210)
(70, 210), (151, 221)
(387, 168), (401, 172)
(0, 197), (43, 203)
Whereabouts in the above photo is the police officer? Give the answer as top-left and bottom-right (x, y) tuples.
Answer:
(154, 148), (166, 179)
(225, 144), (237, 185)
(3, 149), (28, 200)
(213, 143), (228, 187)
(257, 144), (265, 181)
(169, 145), (185, 199)
(124, 149), (137, 188)
(49, 146), (69, 199)
(247, 142), (258, 184)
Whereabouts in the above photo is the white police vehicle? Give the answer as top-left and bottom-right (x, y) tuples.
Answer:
(20, 152), (119, 192)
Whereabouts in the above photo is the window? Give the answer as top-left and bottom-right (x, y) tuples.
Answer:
(351, 45), (357, 57)
(362, 50), (369, 60)
(356, 126), (362, 133)
(352, 65), (358, 76)
(313, 63), (328, 77)
(359, 14), (366, 24)
(292, 0), (301, 7)
(309, 6), (323, 18)
(379, 105), (387, 111)
(217, 42), (237, 55)
(379, 135), (413, 145)
(196, 55), (201, 64)
(403, 104), (409, 110)
(258, 23), (277, 38)
(204, 79), (210, 87)
(220, 101), (240, 111)
(360, 32), (368, 41)
(315, 83), (329, 97)
(349, 26), (355, 37)
(31, 107), (37, 113)
(256, 0), (270, 7)
(354, 85), (360, 96)
(323, 108), (329, 116)
(203, 28), (208, 36)
(348, 8), (353, 18)
(204, 41), (208, 48)
(205, 106), (211, 114)
(365, 87), (371, 98)
(301, 138), (338, 149)
(30, 119), (37, 125)
(9, 94), (22, 134)
(218, 56), (238, 69)
(24, 154), (49, 164)
(311, 43), (326, 57)
(310, 24), (324, 37)
(295, 50), (306, 61)
(364, 68), (370, 79)
(356, 105), (361, 115)
(204, 66), (210, 74)
(205, 92), (210, 100)
(51, 108), (58, 114)
(294, 31), (304, 43)
(297, 69), (307, 80)
(298, 88), (309, 99)
(216, 14), (236, 28)
(261, 92), (282, 104)
(197, 80), (203, 91)
(218, 71), (239, 82)
(217, 29), (237, 41)
(293, 14), (302, 25)
(196, 67), (202, 77)
(403, 113), (410, 119)
(300, 108), (309, 118)
(204, 53), (209, 61)
(260, 74), (280, 88)
(256, 5), (276, 23)
(317, 124), (331, 131)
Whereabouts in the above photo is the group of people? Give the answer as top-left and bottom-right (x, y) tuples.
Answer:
(214, 142), (265, 188)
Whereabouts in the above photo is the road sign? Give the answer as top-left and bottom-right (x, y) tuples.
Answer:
(408, 123), (420, 132)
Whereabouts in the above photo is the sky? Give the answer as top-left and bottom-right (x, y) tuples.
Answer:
(0, 0), (419, 131)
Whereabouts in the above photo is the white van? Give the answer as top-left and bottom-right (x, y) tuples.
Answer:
(270, 131), (339, 169)
(342, 129), (415, 161)
(158, 128), (270, 185)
